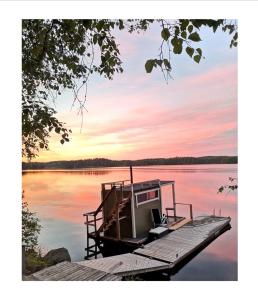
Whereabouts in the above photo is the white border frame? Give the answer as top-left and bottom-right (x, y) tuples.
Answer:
(4, 0), (258, 296)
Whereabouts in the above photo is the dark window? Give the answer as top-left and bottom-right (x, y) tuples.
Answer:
(137, 190), (159, 204)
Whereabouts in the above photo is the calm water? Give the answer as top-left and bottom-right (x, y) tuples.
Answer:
(22, 164), (237, 280)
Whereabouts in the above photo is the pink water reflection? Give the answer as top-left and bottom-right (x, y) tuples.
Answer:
(22, 164), (237, 268)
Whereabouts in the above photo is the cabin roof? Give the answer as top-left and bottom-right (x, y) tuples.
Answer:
(123, 179), (174, 193)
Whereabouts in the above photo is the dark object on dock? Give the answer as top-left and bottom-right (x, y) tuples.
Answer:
(44, 247), (71, 265)
(151, 208), (167, 227)
(148, 226), (170, 239)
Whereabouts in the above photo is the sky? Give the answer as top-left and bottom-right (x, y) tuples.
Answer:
(35, 21), (237, 162)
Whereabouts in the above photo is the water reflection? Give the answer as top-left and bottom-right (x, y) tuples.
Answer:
(22, 169), (111, 176)
(22, 164), (237, 280)
(171, 251), (237, 281)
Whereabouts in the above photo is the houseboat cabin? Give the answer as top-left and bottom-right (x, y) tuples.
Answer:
(83, 170), (193, 259)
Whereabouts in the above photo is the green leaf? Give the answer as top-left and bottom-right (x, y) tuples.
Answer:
(174, 26), (180, 36)
(173, 38), (183, 54)
(93, 35), (98, 45)
(96, 20), (105, 32)
(196, 48), (202, 56)
(55, 127), (61, 134)
(145, 59), (155, 73)
(163, 59), (171, 70)
(181, 31), (187, 39)
(218, 187), (224, 193)
(188, 25), (193, 33)
(161, 28), (170, 41)
(186, 47), (194, 58)
(173, 42), (183, 54)
(181, 20), (189, 30)
(193, 55), (201, 63)
(212, 23), (219, 33)
(171, 37), (177, 46)
(118, 20), (124, 30)
(188, 32), (201, 42)
(60, 139), (64, 144)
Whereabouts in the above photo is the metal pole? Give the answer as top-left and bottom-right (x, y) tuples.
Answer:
(130, 184), (136, 238)
(172, 183), (176, 218)
(190, 204), (193, 220)
(130, 164), (133, 184)
(159, 181), (162, 215)
(94, 216), (97, 258)
(86, 215), (89, 258)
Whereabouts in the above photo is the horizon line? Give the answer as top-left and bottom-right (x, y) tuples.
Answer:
(23, 155), (238, 164)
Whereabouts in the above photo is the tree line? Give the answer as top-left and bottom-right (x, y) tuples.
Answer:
(22, 156), (237, 170)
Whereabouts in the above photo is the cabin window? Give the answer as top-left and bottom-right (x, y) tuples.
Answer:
(135, 189), (160, 206)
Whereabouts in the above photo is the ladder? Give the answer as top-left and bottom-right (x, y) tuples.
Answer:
(83, 183), (131, 259)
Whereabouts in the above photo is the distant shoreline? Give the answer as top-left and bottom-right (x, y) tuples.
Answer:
(22, 156), (237, 170)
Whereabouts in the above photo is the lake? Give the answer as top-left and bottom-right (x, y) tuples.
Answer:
(22, 164), (237, 280)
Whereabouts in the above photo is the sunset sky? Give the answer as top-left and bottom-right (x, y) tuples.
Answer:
(35, 22), (237, 162)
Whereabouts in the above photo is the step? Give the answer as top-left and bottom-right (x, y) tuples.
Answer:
(122, 198), (130, 203)
(168, 218), (192, 230)
(103, 216), (127, 231)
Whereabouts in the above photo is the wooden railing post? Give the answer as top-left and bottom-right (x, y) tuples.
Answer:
(94, 186), (116, 216)
(172, 183), (176, 217)
(86, 215), (89, 257)
(94, 215), (97, 258)
(190, 204), (193, 220)
(115, 189), (120, 240)
(130, 165), (133, 184)
(175, 202), (194, 220)
(116, 206), (120, 240)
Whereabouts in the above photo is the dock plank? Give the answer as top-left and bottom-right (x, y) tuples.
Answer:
(134, 216), (230, 264)
(24, 261), (122, 281)
(168, 218), (191, 230)
(77, 253), (169, 276)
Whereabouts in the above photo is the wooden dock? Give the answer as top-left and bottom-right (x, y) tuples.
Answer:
(134, 216), (230, 265)
(24, 216), (231, 281)
(23, 261), (121, 281)
(77, 253), (169, 276)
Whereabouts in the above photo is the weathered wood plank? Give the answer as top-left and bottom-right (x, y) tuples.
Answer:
(168, 218), (191, 230)
(134, 217), (231, 264)
(24, 262), (122, 281)
(77, 253), (169, 276)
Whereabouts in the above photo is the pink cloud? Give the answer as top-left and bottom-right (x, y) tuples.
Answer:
(36, 62), (237, 161)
